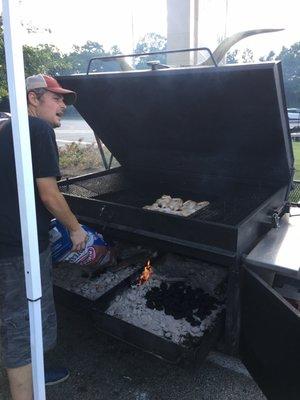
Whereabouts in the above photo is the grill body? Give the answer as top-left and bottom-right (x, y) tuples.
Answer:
(58, 62), (293, 265)
(56, 61), (295, 362)
(59, 167), (288, 265)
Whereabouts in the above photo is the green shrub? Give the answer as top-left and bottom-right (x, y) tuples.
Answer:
(58, 141), (119, 177)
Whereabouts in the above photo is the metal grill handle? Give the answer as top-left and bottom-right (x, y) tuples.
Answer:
(86, 47), (218, 75)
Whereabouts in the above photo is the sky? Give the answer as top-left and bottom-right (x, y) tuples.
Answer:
(17, 0), (167, 53)
(199, 0), (300, 58)
(2, 0), (300, 59)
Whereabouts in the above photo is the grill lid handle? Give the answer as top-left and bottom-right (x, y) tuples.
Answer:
(86, 47), (218, 75)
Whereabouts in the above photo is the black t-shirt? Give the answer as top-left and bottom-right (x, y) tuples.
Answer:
(0, 116), (61, 258)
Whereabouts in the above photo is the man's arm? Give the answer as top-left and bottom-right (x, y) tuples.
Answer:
(36, 176), (87, 251)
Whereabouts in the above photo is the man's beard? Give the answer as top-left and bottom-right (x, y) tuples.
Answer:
(52, 120), (61, 128)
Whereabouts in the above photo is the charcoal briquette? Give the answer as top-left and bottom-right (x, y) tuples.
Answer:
(146, 300), (155, 309)
(164, 306), (172, 315)
(145, 280), (221, 324)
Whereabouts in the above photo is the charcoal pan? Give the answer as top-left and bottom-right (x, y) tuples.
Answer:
(90, 268), (225, 365)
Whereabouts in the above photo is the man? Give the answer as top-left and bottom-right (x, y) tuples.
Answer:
(0, 74), (87, 400)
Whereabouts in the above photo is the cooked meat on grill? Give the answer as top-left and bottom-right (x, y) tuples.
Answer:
(156, 195), (172, 207)
(182, 200), (197, 209)
(143, 196), (209, 216)
(169, 198), (183, 211)
(143, 204), (160, 211)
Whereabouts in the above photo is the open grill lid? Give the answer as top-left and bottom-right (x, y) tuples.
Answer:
(58, 62), (293, 187)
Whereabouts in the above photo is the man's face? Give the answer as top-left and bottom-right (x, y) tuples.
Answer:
(34, 91), (66, 128)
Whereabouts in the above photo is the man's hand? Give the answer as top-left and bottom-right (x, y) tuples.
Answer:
(36, 177), (88, 249)
(69, 226), (88, 252)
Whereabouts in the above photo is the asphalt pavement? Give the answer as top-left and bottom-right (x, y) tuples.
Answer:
(0, 304), (265, 400)
(55, 118), (95, 146)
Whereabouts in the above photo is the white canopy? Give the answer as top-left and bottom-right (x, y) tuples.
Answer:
(2, 0), (46, 398)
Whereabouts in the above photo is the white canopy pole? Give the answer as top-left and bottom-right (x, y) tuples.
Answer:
(2, 1), (46, 398)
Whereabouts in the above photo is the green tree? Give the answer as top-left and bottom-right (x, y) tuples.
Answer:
(241, 48), (254, 63)
(259, 50), (276, 62)
(0, 16), (70, 101)
(0, 41), (71, 104)
(277, 43), (300, 107)
(64, 41), (106, 74)
(109, 45), (121, 55)
(133, 32), (167, 69)
(226, 49), (238, 64)
(23, 44), (70, 76)
(0, 16), (7, 98)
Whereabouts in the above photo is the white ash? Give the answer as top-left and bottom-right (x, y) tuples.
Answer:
(106, 274), (224, 346)
(53, 264), (141, 301)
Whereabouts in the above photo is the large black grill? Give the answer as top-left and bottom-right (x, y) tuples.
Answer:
(58, 61), (293, 266)
(54, 59), (298, 372)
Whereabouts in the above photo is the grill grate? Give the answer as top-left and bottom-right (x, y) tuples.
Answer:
(59, 170), (129, 198)
(95, 189), (270, 225)
(192, 193), (269, 224)
(60, 173), (272, 226)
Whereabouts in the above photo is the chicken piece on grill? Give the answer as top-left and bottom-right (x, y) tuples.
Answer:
(182, 200), (197, 210)
(181, 200), (198, 216)
(144, 196), (209, 217)
(181, 200), (209, 216)
(158, 207), (178, 214)
(168, 198), (183, 211)
(143, 204), (160, 211)
(156, 195), (172, 208)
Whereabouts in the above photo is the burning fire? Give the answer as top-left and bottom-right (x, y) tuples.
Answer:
(137, 260), (153, 285)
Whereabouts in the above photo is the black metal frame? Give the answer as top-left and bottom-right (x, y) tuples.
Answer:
(86, 47), (218, 74)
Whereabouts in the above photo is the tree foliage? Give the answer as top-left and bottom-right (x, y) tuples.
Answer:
(0, 18), (7, 98)
(241, 48), (254, 64)
(63, 41), (106, 74)
(0, 17), (299, 109)
(259, 50), (276, 62)
(23, 44), (71, 76)
(133, 32), (167, 69)
(226, 49), (238, 64)
(277, 43), (300, 106)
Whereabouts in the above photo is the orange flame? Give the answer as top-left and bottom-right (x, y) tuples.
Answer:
(137, 260), (153, 285)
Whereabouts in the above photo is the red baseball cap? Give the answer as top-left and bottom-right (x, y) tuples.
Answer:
(26, 74), (77, 105)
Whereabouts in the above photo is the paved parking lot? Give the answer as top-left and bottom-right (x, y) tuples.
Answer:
(0, 304), (265, 400)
